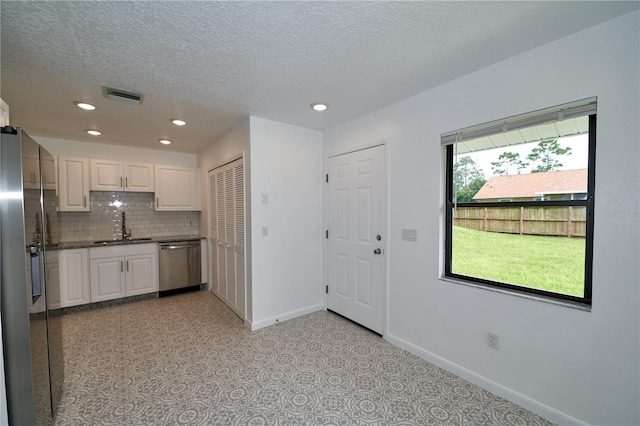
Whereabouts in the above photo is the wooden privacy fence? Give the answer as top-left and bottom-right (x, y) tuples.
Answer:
(453, 206), (586, 237)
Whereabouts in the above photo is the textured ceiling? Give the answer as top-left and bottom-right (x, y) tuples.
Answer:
(1, 1), (637, 153)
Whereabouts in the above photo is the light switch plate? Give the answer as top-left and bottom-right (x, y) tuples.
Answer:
(402, 229), (417, 242)
(262, 226), (269, 237)
(261, 193), (269, 204)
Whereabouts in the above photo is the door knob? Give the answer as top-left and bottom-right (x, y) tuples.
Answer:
(374, 248), (382, 255)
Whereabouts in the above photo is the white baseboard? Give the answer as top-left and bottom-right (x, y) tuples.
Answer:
(250, 303), (323, 331)
(385, 333), (587, 426)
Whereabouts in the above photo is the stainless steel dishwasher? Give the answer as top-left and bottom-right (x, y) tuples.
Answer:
(159, 239), (201, 296)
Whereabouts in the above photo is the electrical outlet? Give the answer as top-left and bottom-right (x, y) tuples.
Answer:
(487, 332), (499, 350)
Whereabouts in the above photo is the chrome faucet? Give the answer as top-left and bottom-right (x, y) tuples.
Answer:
(122, 211), (131, 240)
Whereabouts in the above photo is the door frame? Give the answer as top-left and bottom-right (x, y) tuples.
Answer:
(323, 139), (389, 336)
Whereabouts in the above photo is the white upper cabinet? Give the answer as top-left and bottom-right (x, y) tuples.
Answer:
(154, 165), (200, 211)
(22, 144), (56, 190)
(22, 141), (39, 189)
(22, 157), (40, 189)
(41, 157), (57, 190)
(23, 157), (56, 190)
(90, 159), (121, 191)
(57, 157), (90, 212)
(90, 159), (154, 192)
(125, 163), (154, 192)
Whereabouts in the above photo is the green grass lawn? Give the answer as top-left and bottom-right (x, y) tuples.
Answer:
(451, 226), (585, 297)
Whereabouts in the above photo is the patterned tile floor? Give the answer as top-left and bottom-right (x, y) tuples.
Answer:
(54, 291), (553, 425)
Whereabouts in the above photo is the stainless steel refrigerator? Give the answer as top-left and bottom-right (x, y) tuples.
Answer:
(1, 126), (63, 425)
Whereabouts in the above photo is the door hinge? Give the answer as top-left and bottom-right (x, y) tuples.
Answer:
(325, 230), (328, 239)
(326, 285), (328, 294)
(325, 174), (328, 183)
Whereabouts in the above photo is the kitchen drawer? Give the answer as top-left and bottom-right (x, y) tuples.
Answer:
(90, 243), (157, 259)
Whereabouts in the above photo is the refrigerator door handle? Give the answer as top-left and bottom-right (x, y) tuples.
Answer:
(29, 244), (42, 303)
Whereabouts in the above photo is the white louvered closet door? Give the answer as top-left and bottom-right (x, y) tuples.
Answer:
(208, 172), (218, 294)
(216, 169), (226, 300)
(234, 162), (245, 317)
(208, 158), (245, 319)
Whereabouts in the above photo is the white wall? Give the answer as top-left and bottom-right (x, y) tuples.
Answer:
(197, 119), (251, 234)
(249, 117), (323, 330)
(196, 118), (252, 319)
(323, 11), (639, 426)
(34, 136), (197, 167)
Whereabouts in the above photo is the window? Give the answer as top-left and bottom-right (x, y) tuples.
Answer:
(442, 98), (596, 305)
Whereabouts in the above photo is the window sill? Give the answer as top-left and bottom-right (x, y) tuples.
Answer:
(439, 276), (592, 312)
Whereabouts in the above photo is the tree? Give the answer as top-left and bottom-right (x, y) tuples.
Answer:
(526, 139), (572, 173)
(491, 151), (528, 176)
(453, 156), (484, 189)
(453, 156), (486, 202)
(456, 177), (487, 202)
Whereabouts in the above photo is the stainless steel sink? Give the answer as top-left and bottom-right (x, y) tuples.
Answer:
(94, 240), (118, 245)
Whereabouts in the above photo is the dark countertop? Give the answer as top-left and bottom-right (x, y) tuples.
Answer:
(154, 235), (205, 243)
(48, 235), (205, 251)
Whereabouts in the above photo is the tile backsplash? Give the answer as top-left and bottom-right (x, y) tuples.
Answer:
(26, 191), (199, 244)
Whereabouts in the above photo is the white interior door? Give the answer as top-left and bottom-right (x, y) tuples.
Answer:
(208, 158), (245, 319)
(327, 145), (386, 334)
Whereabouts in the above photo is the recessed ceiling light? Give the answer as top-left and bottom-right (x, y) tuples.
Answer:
(75, 101), (96, 111)
(159, 139), (172, 145)
(86, 130), (101, 136)
(311, 103), (328, 112)
(171, 119), (187, 126)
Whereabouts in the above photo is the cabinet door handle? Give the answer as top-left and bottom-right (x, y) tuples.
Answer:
(120, 261), (123, 272)
(125, 177), (128, 188)
(156, 197), (159, 207)
(121, 177), (123, 188)
(126, 260), (129, 271)
(83, 196), (87, 207)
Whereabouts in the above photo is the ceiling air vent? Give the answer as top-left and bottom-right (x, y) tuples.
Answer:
(102, 86), (143, 105)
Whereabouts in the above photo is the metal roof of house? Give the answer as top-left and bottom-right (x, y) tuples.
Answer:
(454, 116), (589, 155)
(473, 169), (587, 200)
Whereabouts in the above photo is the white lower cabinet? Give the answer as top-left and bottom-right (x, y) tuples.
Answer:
(126, 254), (157, 296)
(90, 256), (126, 302)
(90, 244), (158, 303)
(58, 249), (91, 307)
(45, 252), (61, 310)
